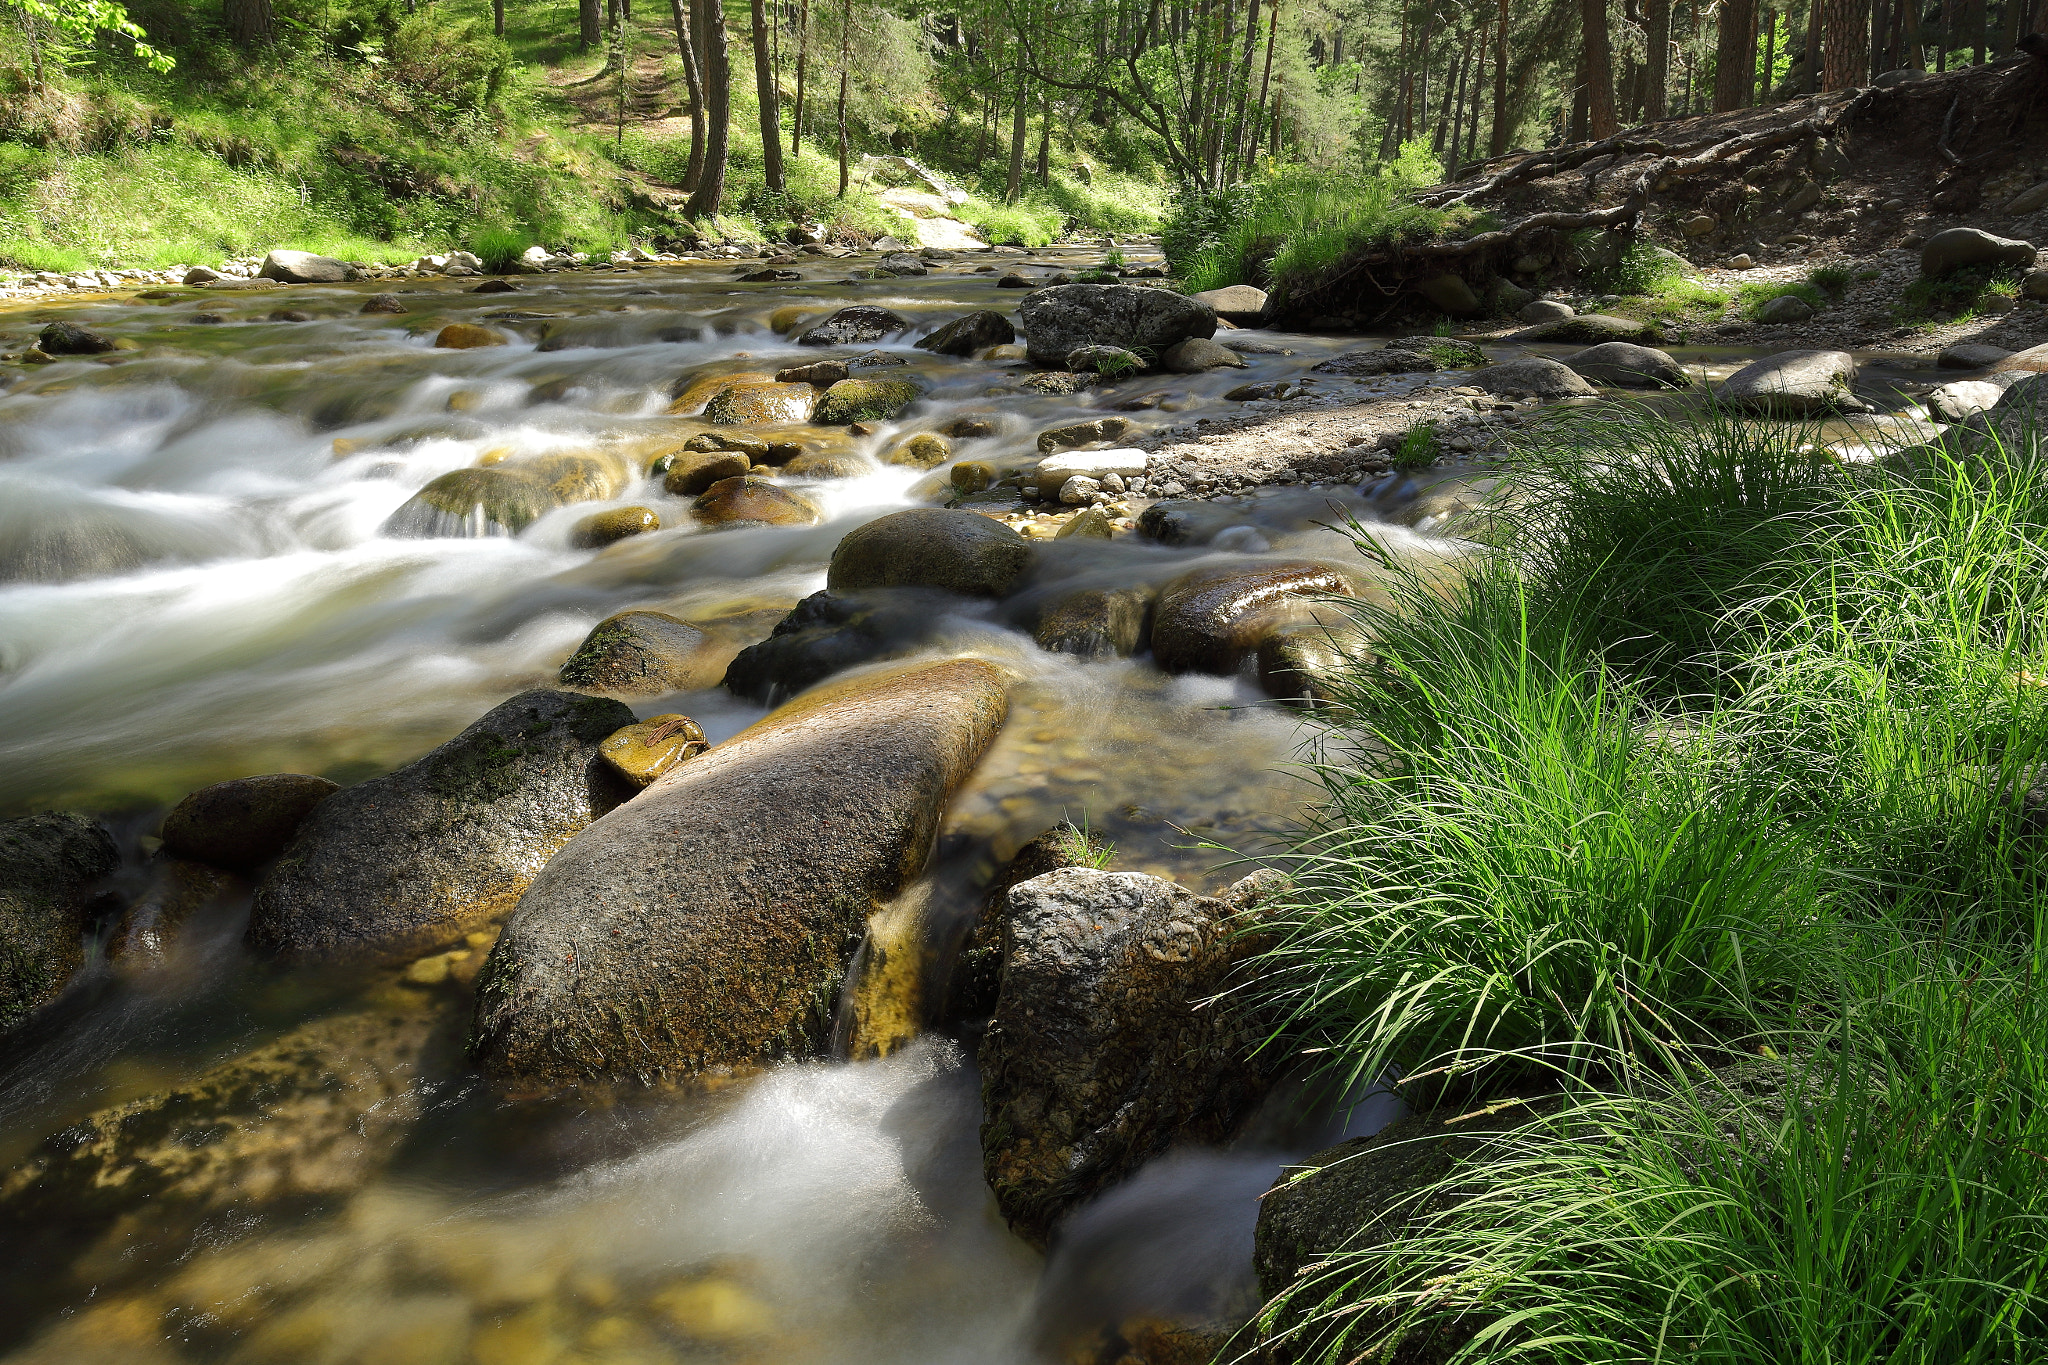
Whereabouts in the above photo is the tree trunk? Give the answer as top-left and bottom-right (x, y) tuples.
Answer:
(1645, 0), (1671, 116)
(1967, 0), (1986, 62)
(1759, 5), (1776, 99)
(1805, 0), (1824, 85)
(1006, 64), (1027, 204)
(579, 0), (601, 51)
(224, 0), (275, 48)
(792, 0), (810, 157)
(492, 0), (504, 37)
(835, 0), (852, 195)
(687, 0), (731, 219)
(1820, 0), (1867, 86)
(1035, 88), (1051, 185)
(750, 0), (785, 193)
(1465, 23), (1489, 165)
(669, 0), (706, 191)
(1715, 0), (1757, 109)
(1490, 0), (1512, 154)
(1582, 0), (1620, 136)
(1248, 0), (1280, 171)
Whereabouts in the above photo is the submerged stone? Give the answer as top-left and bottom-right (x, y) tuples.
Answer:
(1, 812), (119, 1035)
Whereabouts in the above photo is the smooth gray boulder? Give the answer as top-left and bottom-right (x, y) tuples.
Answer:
(1160, 336), (1246, 373)
(1938, 342), (2014, 370)
(1564, 342), (1689, 388)
(1719, 349), (1865, 415)
(1919, 228), (2036, 278)
(914, 309), (1015, 357)
(1757, 294), (1814, 324)
(1519, 298), (1574, 323)
(1191, 284), (1268, 325)
(257, 249), (351, 284)
(1925, 379), (2008, 422)
(247, 690), (635, 963)
(470, 659), (1011, 1084)
(1018, 283), (1216, 368)
(1510, 313), (1661, 344)
(1, 813), (119, 1035)
(979, 866), (1285, 1248)
(1472, 355), (1598, 399)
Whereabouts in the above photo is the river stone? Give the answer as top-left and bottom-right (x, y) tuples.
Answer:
(775, 359), (849, 388)
(827, 507), (1032, 596)
(1994, 343), (2048, 374)
(1032, 584), (1154, 658)
(1065, 343), (1146, 374)
(1471, 355), (1598, 398)
(433, 323), (508, 349)
(37, 321), (115, 355)
(361, 293), (407, 315)
(379, 468), (547, 538)
(782, 449), (873, 479)
(1036, 448), (1149, 485)
(110, 858), (232, 972)
(946, 822), (1109, 1024)
(816, 376), (924, 424)
(1384, 336), (1487, 367)
(161, 775), (340, 872)
(560, 610), (722, 693)
(884, 432), (953, 468)
(1564, 341), (1689, 388)
(1919, 227), (2037, 277)
(1151, 561), (1362, 674)
(1161, 337), (1246, 373)
(1019, 371), (1100, 396)
(1757, 294), (1815, 323)
(469, 658), (1012, 1084)
(246, 690), (635, 963)
(1312, 348), (1437, 376)
(1719, 349), (1863, 415)
(916, 310), (1016, 356)
(722, 589), (956, 703)
(664, 450), (752, 496)
(797, 304), (911, 346)
(1520, 297), (1574, 323)
(2026, 269), (2048, 301)
(1018, 283), (1217, 368)
(1510, 313), (1661, 344)
(980, 866), (1285, 1248)
(1191, 284), (1268, 326)
(258, 249), (351, 283)
(573, 505), (660, 548)
(598, 714), (707, 787)
(950, 460), (996, 494)
(530, 450), (631, 506)
(1256, 617), (1362, 707)
(1417, 273), (1482, 316)
(878, 251), (928, 276)
(692, 476), (821, 527)
(1, 813), (119, 1035)
(1939, 342), (2014, 370)
(1924, 379), (2007, 422)
(1037, 417), (1132, 453)
(670, 369), (776, 412)
(704, 381), (818, 425)
(1136, 500), (1259, 547)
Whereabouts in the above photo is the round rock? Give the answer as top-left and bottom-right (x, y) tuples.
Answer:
(1150, 560), (1362, 674)
(1919, 227), (2037, 278)
(692, 476), (820, 527)
(1564, 342), (1689, 388)
(1472, 355), (1598, 399)
(160, 774), (341, 871)
(1017, 283), (1217, 368)
(828, 507), (1033, 596)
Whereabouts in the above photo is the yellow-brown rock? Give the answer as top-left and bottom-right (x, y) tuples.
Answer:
(666, 370), (775, 414)
(884, 432), (953, 468)
(692, 476), (820, 527)
(598, 714), (707, 787)
(704, 381), (819, 426)
(662, 450), (751, 496)
(573, 506), (660, 549)
(433, 322), (508, 349)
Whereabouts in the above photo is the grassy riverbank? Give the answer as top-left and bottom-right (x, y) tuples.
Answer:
(1254, 409), (2048, 1360)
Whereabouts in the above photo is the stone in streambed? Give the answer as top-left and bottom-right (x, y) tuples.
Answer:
(1150, 560), (1362, 674)
(599, 714), (706, 788)
(1919, 227), (2036, 278)
(796, 304), (911, 346)
(360, 293), (407, 315)
(560, 610), (725, 694)
(469, 658), (1012, 1085)
(915, 310), (1016, 357)
(721, 589), (958, 703)
(827, 507), (1033, 596)
(1, 812), (119, 1035)
(1924, 379), (2007, 422)
(1035, 448), (1148, 486)
(1719, 349), (1865, 415)
(433, 323), (508, 349)
(1037, 417), (1132, 453)
(781, 448), (873, 479)
(1018, 283), (1217, 368)
(1031, 583), (1153, 658)
(950, 460), (996, 494)
(246, 689), (635, 963)
(774, 359), (849, 387)
(160, 774), (340, 872)
(693, 477), (820, 527)
(1993, 343), (2048, 375)
(663, 450), (752, 496)
(573, 505), (660, 548)
(704, 381), (818, 425)
(815, 376), (924, 424)
(1064, 343), (1146, 374)
(1510, 313), (1661, 344)
(37, 321), (116, 355)
(1563, 341), (1690, 389)
(1313, 348), (1437, 377)
(1160, 337), (1246, 373)
(1939, 342), (2014, 370)
(110, 858), (232, 972)
(383, 470), (553, 537)
(1191, 284), (1268, 326)
(258, 249), (352, 283)
(883, 432), (953, 469)
(980, 866), (1285, 1248)
(1520, 297), (1574, 323)
(1471, 355), (1598, 399)
(669, 369), (776, 413)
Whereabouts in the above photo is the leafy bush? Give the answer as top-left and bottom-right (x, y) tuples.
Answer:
(467, 224), (533, 272)
(957, 193), (1063, 248)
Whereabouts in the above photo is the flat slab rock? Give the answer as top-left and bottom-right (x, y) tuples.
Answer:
(470, 658), (1012, 1085)
(1718, 349), (1866, 415)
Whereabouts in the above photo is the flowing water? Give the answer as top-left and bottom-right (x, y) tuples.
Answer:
(0, 250), (1954, 1364)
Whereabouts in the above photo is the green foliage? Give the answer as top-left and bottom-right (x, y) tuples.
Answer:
(1584, 240), (1689, 296)
(1736, 278), (1826, 318)
(957, 193), (1063, 248)
(467, 225), (533, 273)
(1390, 422), (1439, 470)
(1806, 262), (1853, 295)
(1897, 263), (2026, 325)
(10, 0), (173, 79)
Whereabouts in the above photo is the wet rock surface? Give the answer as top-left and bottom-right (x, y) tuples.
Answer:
(160, 773), (340, 871)
(796, 305), (911, 346)
(247, 690), (634, 963)
(916, 309), (1016, 356)
(722, 588), (961, 703)
(0, 812), (119, 1035)
(1150, 560), (1362, 674)
(1471, 355), (1598, 399)
(597, 713), (707, 787)
(979, 866), (1284, 1248)
(827, 507), (1033, 597)
(469, 659), (1011, 1085)
(1564, 341), (1690, 388)
(693, 476), (820, 527)
(1018, 284), (1217, 368)
(559, 610), (722, 694)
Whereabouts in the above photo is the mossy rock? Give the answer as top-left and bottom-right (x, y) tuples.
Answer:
(781, 449), (873, 479)
(663, 450), (753, 497)
(381, 468), (554, 538)
(815, 376), (925, 425)
(574, 506), (660, 548)
(1, 812), (119, 1035)
(827, 507), (1033, 596)
(528, 450), (632, 505)
(704, 381), (819, 426)
(598, 714), (707, 787)
(560, 610), (719, 693)
(884, 433), (953, 469)
(161, 775), (340, 872)
(433, 323), (508, 349)
(668, 370), (776, 415)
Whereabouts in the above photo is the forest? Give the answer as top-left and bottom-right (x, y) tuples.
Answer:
(2, 0), (2044, 273)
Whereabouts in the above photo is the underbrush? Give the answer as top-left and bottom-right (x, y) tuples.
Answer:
(1163, 144), (1490, 301)
(1897, 262), (2025, 326)
(1253, 408), (2048, 1360)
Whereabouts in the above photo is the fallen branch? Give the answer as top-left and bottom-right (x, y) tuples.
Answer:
(1936, 95), (1962, 166)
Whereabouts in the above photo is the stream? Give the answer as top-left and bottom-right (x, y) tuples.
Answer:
(0, 247), (1953, 1365)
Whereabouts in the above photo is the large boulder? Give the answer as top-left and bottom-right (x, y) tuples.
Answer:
(722, 589), (957, 703)
(246, 690), (635, 963)
(1994, 342), (2048, 375)
(1191, 284), (1269, 326)
(980, 866), (1284, 1248)
(382, 468), (553, 538)
(1509, 313), (1661, 344)
(559, 609), (729, 693)
(1937, 342), (2013, 370)
(469, 658), (1012, 1084)
(796, 305), (911, 346)
(915, 310), (1016, 357)
(1718, 349), (1865, 415)
(692, 476), (820, 527)
(37, 321), (115, 355)
(1151, 561), (1361, 674)
(827, 507), (1033, 596)
(1, 813), (119, 1035)
(1471, 356), (1598, 399)
(1031, 583), (1155, 659)
(257, 249), (352, 284)
(1562, 342), (1689, 389)
(1018, 284), (1217, 368)
(1161, 337), (1247, 373)
(815, 375), (924, 424)
(160, 774), (340, 872)
(704, 381), (818, 425)
(1919, 227), (2036, 278)
(1924, 379), (2007, 422)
